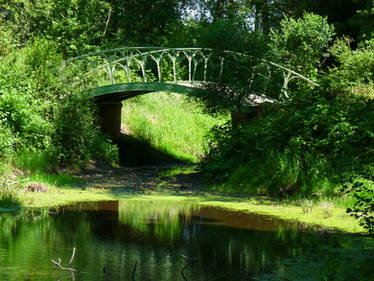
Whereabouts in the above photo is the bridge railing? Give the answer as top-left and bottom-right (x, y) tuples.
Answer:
(62, 47), (318, 99)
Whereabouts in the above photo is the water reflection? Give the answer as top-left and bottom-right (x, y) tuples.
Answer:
(118, 200), (199, 240)
(0, 201), (373, 281)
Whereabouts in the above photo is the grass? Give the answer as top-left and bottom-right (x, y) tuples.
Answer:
(13, 149), (54, 173)
(207, 151), (340, 197)
(11, 148), (85, 188)
(0, 185), (21, 209)
(121, 92), (228, 162)
(26, 172), (85, 187)
(0, 161), (363, 233)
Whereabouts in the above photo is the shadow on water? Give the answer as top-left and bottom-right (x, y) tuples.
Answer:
(114, 133), (191, 167)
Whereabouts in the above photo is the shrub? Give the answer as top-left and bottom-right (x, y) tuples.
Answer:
(52, 92), (118, 167)
(0, 122), (16, 163)
(269, 13), (335, 79)
(0, 183), (21, 208)
(0, 38), (118, 169)
(201, 84), (374, 197)
(346, 178), (374, 233)
(328, 38), (374, 98)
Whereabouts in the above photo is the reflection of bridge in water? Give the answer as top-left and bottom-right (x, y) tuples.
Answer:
(63, 47), (317, 137)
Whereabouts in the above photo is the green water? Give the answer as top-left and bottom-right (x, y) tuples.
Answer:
(0, 200), (373, 281)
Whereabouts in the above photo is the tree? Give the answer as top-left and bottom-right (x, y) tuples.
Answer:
(1, 0), (110, 56)
(269, 13), (335, 79)
(104, 0), (189, 46)
(284, 0), (372, 40)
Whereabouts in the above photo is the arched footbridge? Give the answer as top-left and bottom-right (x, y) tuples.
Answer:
(63, 47), (317, 138)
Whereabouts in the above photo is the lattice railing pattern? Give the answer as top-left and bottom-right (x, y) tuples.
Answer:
(63, 47), (318, 99)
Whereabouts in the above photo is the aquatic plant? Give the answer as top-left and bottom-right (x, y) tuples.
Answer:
(320, 201), (334, 219)
(300, 199), (314, 214)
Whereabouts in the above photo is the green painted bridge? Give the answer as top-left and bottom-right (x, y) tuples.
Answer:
(63, 47), (317, 137)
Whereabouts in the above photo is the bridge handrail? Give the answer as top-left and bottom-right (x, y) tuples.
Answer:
(62, 47), (318, 97)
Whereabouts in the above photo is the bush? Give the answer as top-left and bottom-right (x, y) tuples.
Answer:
(0, 125), (16, 164)
(346, 178), (374, 233)
(269, 13), (335, 79)
(201, 85), (374, 196)
(0, 38), (118, 169)
(0, 23), (13, 57)
(328, 38), (374, 98)
(0, 183), (21, 208)
(52, 92), (118, 167)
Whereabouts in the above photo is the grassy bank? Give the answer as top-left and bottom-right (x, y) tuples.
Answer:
(20, 187), (362, 233)
(121, 92), (228, 162)
(1, 167), (362, 234)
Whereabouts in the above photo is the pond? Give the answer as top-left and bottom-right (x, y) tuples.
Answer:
(0, 200), (373, 281)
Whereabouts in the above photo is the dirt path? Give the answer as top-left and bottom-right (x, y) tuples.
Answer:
(76, 161), (204, 194)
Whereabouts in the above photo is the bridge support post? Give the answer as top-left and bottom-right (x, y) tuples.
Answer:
(97, 102), (122, 139)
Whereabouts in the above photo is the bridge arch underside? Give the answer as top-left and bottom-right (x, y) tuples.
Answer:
(91, 82), (205, 138)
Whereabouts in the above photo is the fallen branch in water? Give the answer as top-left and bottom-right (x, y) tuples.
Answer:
(51, 258), (78, 272)
(51, 247), (78, 281)
(69, 247), (76, 265)
(180, 254), (197, 281)
(57, 273), (76, 281)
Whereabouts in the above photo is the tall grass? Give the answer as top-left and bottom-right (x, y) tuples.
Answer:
(13, 150), (54, 173)
(0, 183), (21, 208)
(209, 151), (338, 197)
(12, 150), (84, 187)
(122, 92), (228, 162)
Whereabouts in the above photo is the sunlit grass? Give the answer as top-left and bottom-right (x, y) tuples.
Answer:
(13, 149), (54, 173)
(26, 173), (85, 187)
(122, 92), (228, 162)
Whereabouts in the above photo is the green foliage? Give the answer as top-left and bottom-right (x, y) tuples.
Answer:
(3, 0), (110, 56)
(286, 0), (371, 40)
(350, 3), (374, 40)
(201, 85), (374, 197)
(0, 184), (21, 208)
(178, 20), (262, 51)
(106, 0), (187, 47)
(0, 123), (16, 163)
(52, 93), (118, 167)
(0, 38), (118, 169)
(328, 38), (374, 98)
(2, 0), (190, 56)
(225, 152), (301, 196)
(269, 13), (335, 79)
(346, 178), (374, 233)
(13, 150), (54, 173)
(0, 22), (13, 57)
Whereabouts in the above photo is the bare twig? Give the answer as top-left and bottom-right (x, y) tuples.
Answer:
(51, 258), (78, 272)
(57, 273), (75, 281)
(51, 248), (78, 276)
(181, 260), (194, 281)
(0, 177), (29, 186)
(69, 247), (76, 265)
(103, 7), (112, 36)
(180, 255), (197, 281)
(354, 149), (374, 161)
